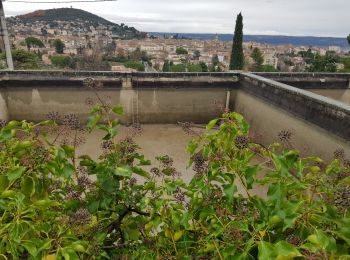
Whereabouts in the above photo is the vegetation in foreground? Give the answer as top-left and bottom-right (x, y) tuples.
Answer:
(0, 79), (349, 259)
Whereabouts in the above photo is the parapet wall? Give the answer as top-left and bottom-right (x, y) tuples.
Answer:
(0, 71), (349, 161)
(0, 71), (240, 124)
(256, 72), (350, 89)
(240, 73), (350, 140)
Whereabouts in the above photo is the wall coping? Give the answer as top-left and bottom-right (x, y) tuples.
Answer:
(241, 72), (350, 112)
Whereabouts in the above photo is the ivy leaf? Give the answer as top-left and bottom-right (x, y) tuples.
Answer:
(275, 241), (301, 259)
(7, 166), (25, 181)
(308, 230), (337, 251)
(267, 182), (282, 207)
(335, 218), (350, 245)
(62, 164), (75, 178)
(0, 129), (13, 141)
(0, 175), (9, 192)
(127, 229), (140, 240)
(132, 167), (150, 178)
(223, 183), (238, 203)
(101, 178), (119, 193)
(245, 164), (261, 189)
(88, 200), (100, 214)
(187, 140), (198, 154)
(62, 145), (75, 158)
(114, 166), (132, 177)
(206, 119), (219, 130)
(258, 241), (275, 259)
(87, 114), (101, 130)
(23, 241), (38, 257)
(21, 176), (35, 197)
(112, 105), (124, 115)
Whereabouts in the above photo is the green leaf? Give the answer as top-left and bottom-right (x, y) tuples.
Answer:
(7, 166), (25, 181)
(21, 176), (35, 197)
(101, 178), (119, 193)
(267, 182), (282, 207)
(132, 167), (150, 178)
(308, 230), (337, 251)
(223, 183), (237, 203)
(0, 175), (9, 192)
(0, 129), (13, 141)
(206, 119), (219, 130)
(258, 241), (275, 259)
(187, 140), (198, 154)
(88, 200), (100, 214)
(127, 229), (140, 240)
(62, 145), (75, 158)
(245, 165), (261, 189)
(87, 114), (101, 129)
(275, 241), (301, 259)
(62, 164), (75, 178)
(114, 166), (132, 177)
(112, 105), (124, 115)
(23, 241), (38, 257)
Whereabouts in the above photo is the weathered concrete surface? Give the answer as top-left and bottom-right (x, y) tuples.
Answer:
(256, 72), (350, 89)
(240, 73), (350, 141)
(1, 71), (350, 161)
(234, 90), (350, 162)
(0, 72), (238, 124)
(2, 87), (124, 122)
(76, 125), (266, 197)
(1, 87), (232, 124)
(309, 89), (350, 105)
(132, 76), (238, 88)
(0, 92), (8, 121)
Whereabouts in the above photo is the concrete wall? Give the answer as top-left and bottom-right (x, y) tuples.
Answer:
(0, 71), (239, 124)
(1, 71), (349, 161)
(234, 90), (350, 161)
(309, 89), (350, 105)
(0, 92), (8, 121)
(256, 72), (350, 89)
(239, 73), (350, 141)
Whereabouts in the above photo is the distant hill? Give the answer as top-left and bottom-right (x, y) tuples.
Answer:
(17, 8), (113, 25)
(7, 8), (146, 39)
(149, 32), (349, 48)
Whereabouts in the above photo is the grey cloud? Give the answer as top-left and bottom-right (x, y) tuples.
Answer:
(3, 0), (349, 36)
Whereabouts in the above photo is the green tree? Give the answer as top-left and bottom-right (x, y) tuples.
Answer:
(193, 50), (201, 60)
(199, 62), (208, 72)
(49, 55), (72, 68)
(176, 47), (188, 55)
(1, 49), (39, 69)
(210, 54), (223, 72)
(162, 60), (171, 72)
(25, 37), (45, 51)
(347, 34), (350, 46)
(250, 47), (264, 71)
(53, 39), (65, 54)
(308, 54), (338, 72)
(229, 12), (244, 70)
(260, 65), (279, 72)
(124, 60), (145, 71)
(187, 64), (203, 72)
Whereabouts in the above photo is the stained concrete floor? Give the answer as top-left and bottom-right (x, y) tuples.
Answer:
(73, 124), (267, 197)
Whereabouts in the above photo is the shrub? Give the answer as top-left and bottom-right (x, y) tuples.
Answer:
(25, 37), (45, 51)
(124, 60), (145, 71)
(0, 79), (349, 258)
(176, 47), (188, 55)
(0, 49), (40, 69)
(49, 55), (72, 68)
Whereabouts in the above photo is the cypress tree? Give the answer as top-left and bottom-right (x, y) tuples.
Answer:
(230, 13), (244, 70)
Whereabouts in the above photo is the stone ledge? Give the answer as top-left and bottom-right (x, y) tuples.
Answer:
(240, 73), (350, 140)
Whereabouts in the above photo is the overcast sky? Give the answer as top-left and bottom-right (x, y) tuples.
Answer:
(3, 0), (349, 37)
